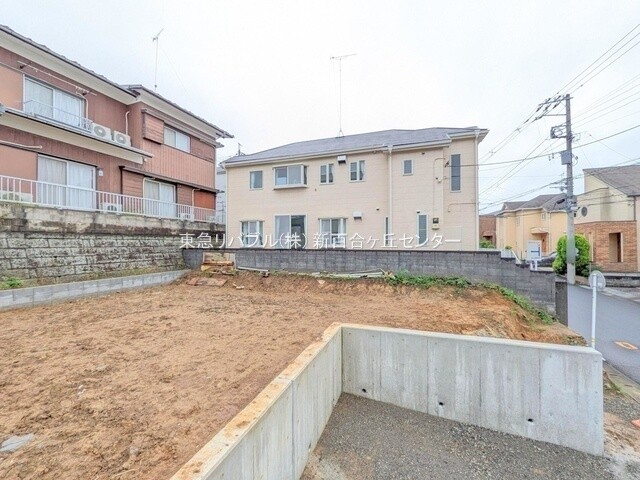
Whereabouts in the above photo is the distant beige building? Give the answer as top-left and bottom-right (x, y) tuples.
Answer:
(495, 194), (566, 260)
(224, 127), (488, 250)
(575, 166), (640, 272)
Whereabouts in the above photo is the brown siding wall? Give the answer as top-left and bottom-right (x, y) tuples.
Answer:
(122, 170), (143, 198)
(139, 140), (215, 189)
(143, 112), (164, 144)
(191, 137), (215, 161)
(0, 62), (24, 109)
(576, 221), (638, 272)
(194, 190), (215, 210)
(0, 144), (37, 179)
(479, 215), (496, 244)
(177, 184), (193, 205)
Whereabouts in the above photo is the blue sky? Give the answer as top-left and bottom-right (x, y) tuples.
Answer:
(2, 0), (639, 210)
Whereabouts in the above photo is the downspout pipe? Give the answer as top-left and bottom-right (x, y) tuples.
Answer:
(474, 129), (481, 250)
(387, 145), (393, 242)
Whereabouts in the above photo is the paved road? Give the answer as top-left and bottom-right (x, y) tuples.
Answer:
(568, 285), (640, 383)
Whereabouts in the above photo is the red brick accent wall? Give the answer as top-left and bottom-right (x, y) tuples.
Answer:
(576, 221), (638, 272)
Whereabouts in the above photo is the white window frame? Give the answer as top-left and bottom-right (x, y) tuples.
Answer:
(143, 178), (177, 218)
(24, 77), (86, 129)
(320, 163), (334, 184)
(319, 218), (347, 248)
(450, 154), (461, 192)
(274, 164), (307, 188)
(241, 220), (264, 247)
(417, 213), (429, 246)
(274, 214), (307, 248)
(164, 126), (191, 153)
(249, 170), (263, 190)
(403, 159), (413, 175)
(350, 160), (365, 182)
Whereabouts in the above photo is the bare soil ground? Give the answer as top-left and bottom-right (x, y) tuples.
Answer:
(0, 272), (590, 479)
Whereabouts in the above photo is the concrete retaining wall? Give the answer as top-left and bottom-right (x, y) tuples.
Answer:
(171, 324), (342, 480)
(342, 324), (603, 455)
(206, 249), (556, 313)
(0, 270), (189, 310)
(174, 324), (603, 479)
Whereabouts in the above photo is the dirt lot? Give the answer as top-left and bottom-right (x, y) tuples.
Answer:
(0, 272), (588, 479)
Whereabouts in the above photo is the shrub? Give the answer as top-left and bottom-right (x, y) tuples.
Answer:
(1, 277), (23, 289)
(552, 234), (591, 277)
(479, 239), (496, 249)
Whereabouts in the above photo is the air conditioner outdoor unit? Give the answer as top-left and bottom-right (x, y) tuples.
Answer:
(101, 202), (123, 212)
(92, 123), (111, 140)
(112, 130), (131, 146)
(178, 213), (194, 221)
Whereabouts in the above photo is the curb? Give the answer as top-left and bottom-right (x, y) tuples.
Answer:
(604, 362), (640, 404)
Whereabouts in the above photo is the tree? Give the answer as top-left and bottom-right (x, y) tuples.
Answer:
(552, 234), (591, 277)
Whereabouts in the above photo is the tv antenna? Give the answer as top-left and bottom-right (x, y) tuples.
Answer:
(330, 53), (356, 137)
(152, 28), (164, 92)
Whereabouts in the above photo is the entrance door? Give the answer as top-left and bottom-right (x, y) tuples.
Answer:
(527, 240), (542, 260)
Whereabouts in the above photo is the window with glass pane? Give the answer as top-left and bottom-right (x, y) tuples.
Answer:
(144, 179), (176, 218)
(417, 214), (428, 245)
(164, 126), (190, 153)
(403, 159), (413, 175)
(36, 156), (95, 209)
(350, 160), (365, 181)
(319, 218), (346, 248)
(250, 171), (263, 189)
(274, 165), (307, 187)
(25, 78), (84, 128)
(320, 164), (334, 184)
(241, 220), (263, 247)
(450, 154), (461, 191)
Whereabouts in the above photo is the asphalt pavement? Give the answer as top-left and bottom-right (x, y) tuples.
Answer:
(568, 284), (640, 383)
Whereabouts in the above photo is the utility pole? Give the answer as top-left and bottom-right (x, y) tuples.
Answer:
(330, 53), (356, 137)
(538, 94), (576, 284)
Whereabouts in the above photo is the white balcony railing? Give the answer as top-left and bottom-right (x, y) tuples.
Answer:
(23, 100), (93, 131)
(0, 174), (224, 224)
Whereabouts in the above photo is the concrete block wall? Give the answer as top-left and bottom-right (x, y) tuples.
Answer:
(342, 325), (604, 456)
(171, 324), (342, 480)
(210, 249), (556, 313)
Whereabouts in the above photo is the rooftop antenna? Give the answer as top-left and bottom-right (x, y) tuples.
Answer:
(330, 53), (356, 137)
(152, 28), (164, 92)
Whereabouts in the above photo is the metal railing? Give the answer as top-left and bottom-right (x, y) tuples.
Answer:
(23, 100), (93, 131)
(0, 174), (224, 224)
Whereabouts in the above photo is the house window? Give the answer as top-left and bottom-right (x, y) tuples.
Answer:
(541, 212), (547, 221)
(350, 160), (365, 181)
(319, 218), (346, 248)
(144, 178), (176, 218)
(241, 220), (264, 247)
(37, 156), (95, 209)
(250, 171), (263, 189)
(450, 154), (461, 191)
(24, 78), (85, 129)
(275, 215), (306, 248)
(164, 126), (190, 153)
(403, 159), (413, 175)
(417, 214), (429, 245)
(274, 165), (307, 187)
(320, 164), (334, 184)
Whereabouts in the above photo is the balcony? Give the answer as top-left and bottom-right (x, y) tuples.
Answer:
(0, 174), (224, 224)
(23, 100), (93, 131)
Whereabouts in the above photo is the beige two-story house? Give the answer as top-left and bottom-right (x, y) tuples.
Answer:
(495, 194), (566, 260)
(224, 127), (488, 250)
(575, 166), (640, 272)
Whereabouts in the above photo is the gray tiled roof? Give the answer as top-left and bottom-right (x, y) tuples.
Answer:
(225, 127), (488, 165)
(583, 165), (640, 196)
(500, 194), (565, 213)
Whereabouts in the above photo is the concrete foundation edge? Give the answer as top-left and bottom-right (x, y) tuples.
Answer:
(0, 270), (190, 310)
(172, 324), (604, 480)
